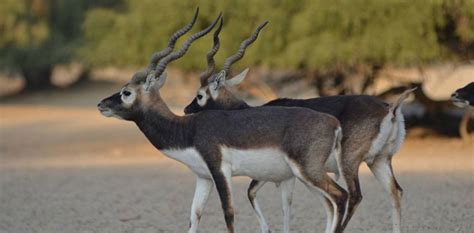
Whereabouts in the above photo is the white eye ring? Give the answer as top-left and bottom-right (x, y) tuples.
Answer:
(121, 88), (135, 105)
(123, 91), (132, 97)
(197, 90), (208, 106)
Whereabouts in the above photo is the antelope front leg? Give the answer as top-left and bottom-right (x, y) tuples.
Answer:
(280, 178), (295, 233)
(210, 165), (235, 233)
(319, 196), (334, 233)
(369, 157), (403, 233)
(248, 180), (271, 233)
(188, 177), (214, 233)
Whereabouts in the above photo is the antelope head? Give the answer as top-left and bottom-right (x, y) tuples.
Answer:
(184, 21), (268, 114)
(98, 9), (222, 121)
(451, 82), (474, 107)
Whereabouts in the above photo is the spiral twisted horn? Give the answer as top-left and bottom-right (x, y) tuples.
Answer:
(222, 21), (268, 77)
(148, 8), (199, 70)
(153, 13), (223, 79)
(144, 13), (222, 90)
(199, 17), (223, 86)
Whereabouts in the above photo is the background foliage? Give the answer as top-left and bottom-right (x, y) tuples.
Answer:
(0, 0), (120, 90)
(1, 0), (473, 90)
(81, 0), (474, 71)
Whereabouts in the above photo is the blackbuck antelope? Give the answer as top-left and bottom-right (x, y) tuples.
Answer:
(451, 82), (474, 107)
(184, 20), (416, 233)
(97, 12), (348, 233)
(186, 21), (347, 233)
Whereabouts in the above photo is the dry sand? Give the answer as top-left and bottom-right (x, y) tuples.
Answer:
(0, 85), (473, 233)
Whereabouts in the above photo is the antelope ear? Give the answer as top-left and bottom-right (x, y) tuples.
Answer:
(225, 68), (249, 86)
(144, 72), (167, 93)
(155, 72), (167, 89)
(209, 70), (226, 90)
(209, 70), (226, 99)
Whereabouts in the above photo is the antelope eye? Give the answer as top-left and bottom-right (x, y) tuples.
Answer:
(123, 90), (131, 97)
(197, 94), (203, 100)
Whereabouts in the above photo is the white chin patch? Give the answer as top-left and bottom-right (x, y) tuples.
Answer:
(451, 98), (470, 108)
(453, 101), (469, 108)
(111, 114), (124, 120)
(100, 109), (115, 117)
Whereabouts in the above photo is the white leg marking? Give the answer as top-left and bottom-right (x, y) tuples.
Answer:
(319, 196), (334, 233)
(302, 182), (339, 233)
(284, 159), (339, 233)
(188, 177), (214, 233)
(280, 178), (295, 233)
(329, 197), (339, 233)
(249, 181), (271, 233)
(370, 159), (402, 233)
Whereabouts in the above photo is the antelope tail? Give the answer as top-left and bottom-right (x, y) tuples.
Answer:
(390, 87), (417, 115)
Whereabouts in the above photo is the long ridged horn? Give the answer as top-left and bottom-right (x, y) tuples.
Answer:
(221, 21), (268, 77)
(199, 17), (223, 86)
(152, 13), (223, 79)
(148, 8), (199, 70)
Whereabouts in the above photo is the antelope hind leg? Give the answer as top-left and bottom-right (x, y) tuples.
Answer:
(369, 157), (403, 233)
(280, 178), (295, 233)
(247, 180), (271, 233)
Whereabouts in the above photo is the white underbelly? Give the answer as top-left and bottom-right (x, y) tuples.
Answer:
(162, 148), (212, 178)
(221, 147), (294, 182)
(162, 147), (294, 182)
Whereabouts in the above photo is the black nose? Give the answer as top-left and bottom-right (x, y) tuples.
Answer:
(97, 102), (106, 109)
(184, 106), (190, 114)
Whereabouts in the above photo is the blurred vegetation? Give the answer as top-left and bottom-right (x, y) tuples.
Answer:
(0, 0), (122, 91)
(1, 0), (474, 91)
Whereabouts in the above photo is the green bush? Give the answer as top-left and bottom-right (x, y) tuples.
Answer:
(0, 0), (122, 90)
(2, 0), (473, 91)
(81, 0), (474, 72)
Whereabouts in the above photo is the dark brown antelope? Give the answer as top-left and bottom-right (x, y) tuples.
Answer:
(451, 82), (474, 140)
(97, 13), (348, 233)
(187, 22), (345, 233)
(184, 20), (416, 233)
(451, 82), (474, 107)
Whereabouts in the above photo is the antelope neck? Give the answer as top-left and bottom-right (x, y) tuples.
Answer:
(135, 103), (195, 150)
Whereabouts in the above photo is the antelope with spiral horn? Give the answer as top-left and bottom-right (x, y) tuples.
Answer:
(98, 13), (348, 233)
(184, 15), (416, 233)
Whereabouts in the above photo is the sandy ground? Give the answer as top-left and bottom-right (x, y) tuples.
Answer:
(0, 83), (473, 233)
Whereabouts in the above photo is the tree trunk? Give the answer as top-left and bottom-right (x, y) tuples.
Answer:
(21, 67), (53, 91)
